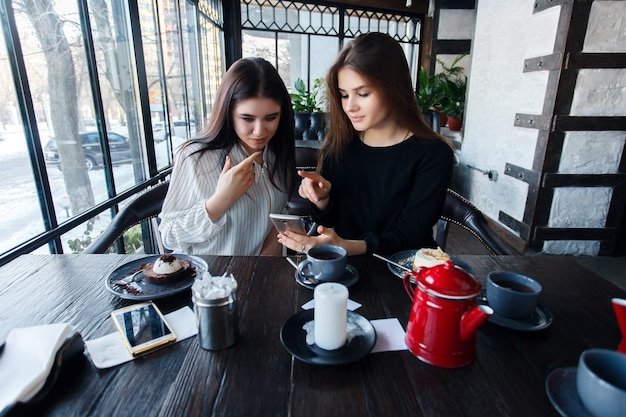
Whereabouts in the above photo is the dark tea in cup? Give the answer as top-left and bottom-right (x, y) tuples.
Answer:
(312, 251), (342, 260)
(496, 281), (534, 293)
(296, 244), (347, 282)
(486, 271), (542, 319)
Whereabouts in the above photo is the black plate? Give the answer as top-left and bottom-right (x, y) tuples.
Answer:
(105, 254), (207, 300)
(280, 310), (376, 365)
(477, 289), (553, 331)
(386, 249), (474, 279)
(294, 264), (359, 290)
(545, 367), (592, 417)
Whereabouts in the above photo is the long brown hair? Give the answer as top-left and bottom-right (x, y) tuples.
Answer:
(184, 57), (295, 194)
(320, 32), (452, 165)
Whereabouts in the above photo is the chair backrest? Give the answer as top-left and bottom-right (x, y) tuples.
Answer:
(294, 112), (326, 142)
(436, 189), (515, 255)
(287, 146), (319, 216)
(84, 181), (170, 254)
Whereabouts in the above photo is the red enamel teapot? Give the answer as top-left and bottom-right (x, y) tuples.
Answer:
(403, 260), (493, 368)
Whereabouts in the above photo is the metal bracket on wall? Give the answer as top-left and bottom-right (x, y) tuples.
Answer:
(533, 0), (568, 13)
(514, 113), (551, 131)
(504, 163), (540, 186)
(523, 53), (563, 72)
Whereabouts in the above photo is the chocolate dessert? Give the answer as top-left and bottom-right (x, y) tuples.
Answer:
(142, 254), (193, 285)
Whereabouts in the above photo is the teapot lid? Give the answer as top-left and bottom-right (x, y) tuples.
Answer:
(415, 260), (481, 299)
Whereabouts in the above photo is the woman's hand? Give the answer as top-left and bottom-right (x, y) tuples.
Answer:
(298, 170), (332, 210)
(205, 151), (261, 221)
(278, 225), (368, 256)
(277, 225), (339, 253)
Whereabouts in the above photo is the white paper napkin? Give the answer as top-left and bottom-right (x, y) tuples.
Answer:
(370, 318), (408, 353)
(0, 323), (77, 412)
(85, 307), (197, 369)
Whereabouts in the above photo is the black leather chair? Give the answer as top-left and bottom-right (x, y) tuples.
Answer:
(288, 146), (319, 215)
(83, 181), (170, 254)
(294, 112), (326, 141)
(434, 189), (515, 255)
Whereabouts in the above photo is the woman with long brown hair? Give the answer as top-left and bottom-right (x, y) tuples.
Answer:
(279, 32), (453, 256)
(160, 57), (295, 255)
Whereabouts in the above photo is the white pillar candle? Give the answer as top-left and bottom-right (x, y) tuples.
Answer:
(314, 282), (348, 350)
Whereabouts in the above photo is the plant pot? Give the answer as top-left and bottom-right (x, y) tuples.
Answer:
(439, 112), (448, 128)
(448, 116), (463, 131)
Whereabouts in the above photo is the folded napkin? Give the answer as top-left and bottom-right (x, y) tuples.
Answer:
(0, 323), (78, 413)
(85, 306), (197, 369)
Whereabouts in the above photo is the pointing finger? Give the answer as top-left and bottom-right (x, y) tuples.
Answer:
(222, 155), (232, 173)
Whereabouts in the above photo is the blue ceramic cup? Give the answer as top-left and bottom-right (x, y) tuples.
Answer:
(576, 348), (626, 417)
(486, 271), (542, 319)
(297, 244), (347, 282)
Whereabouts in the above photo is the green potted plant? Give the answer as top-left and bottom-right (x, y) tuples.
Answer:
(290, 77), (326, 113)
(416, 66), (447, 129)
(440, 75), (467, 131)
(437, 53), (468, 131)
(290, 77), (327, 141)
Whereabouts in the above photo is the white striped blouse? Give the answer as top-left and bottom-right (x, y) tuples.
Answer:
(158, 142), (288, 255)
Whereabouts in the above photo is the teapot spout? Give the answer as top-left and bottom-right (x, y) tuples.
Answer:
(460, 305), (493, 342)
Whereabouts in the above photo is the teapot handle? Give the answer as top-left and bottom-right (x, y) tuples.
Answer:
(403, 272), (418, 301)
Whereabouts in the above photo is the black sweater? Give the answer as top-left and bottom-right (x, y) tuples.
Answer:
(314, 135), (453, 255)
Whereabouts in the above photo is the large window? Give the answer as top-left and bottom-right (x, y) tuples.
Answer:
(0, 0), (422, 265)
(0, 0), (224, 265)
(240, 0), (423, 95)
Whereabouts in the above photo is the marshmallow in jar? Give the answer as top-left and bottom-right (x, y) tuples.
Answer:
(314, 282), (348, 350)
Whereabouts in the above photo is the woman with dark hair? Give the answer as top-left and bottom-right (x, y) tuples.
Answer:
(278, 32), (454, 256)
(159, 57), (295, 255)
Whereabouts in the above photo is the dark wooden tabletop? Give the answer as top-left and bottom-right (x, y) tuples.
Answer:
(1, 254), (624, 417)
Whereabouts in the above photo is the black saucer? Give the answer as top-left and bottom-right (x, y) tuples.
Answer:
(477, 289), (553, 331)
(280, 310), (376, 365)
(294, 264), (359, 289)
(545, 367), (593, 417)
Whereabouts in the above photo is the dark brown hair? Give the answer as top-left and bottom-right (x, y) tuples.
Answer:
(185, 57), (295, 194)
(320, 32), (451, 164)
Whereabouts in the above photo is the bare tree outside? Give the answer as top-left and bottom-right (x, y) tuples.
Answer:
(89, 0), (146, 183)
(17, 0), (95, 214)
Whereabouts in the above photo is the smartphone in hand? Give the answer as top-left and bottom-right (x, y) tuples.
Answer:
(269, 213), (307, 234)
(111, 301), (176, 356)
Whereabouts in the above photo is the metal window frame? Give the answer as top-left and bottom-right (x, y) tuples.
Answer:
(0, 0), (222, 266)
(239, 0), (424, 91)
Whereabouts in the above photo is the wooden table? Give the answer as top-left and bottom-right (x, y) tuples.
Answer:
(1, 254), (624, 417)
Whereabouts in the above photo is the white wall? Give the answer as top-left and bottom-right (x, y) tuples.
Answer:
(457, 0), (626, 255)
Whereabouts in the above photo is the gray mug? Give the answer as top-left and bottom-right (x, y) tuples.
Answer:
(486, 271), (542, 319)
(297, 244), (347, 283)
(576, 348), (626, 417)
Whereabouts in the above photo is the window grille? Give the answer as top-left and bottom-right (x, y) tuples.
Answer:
(240, 0), (423, 90)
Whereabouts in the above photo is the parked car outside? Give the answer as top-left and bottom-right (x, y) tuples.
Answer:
(152, 120), (196, 142)
(44, 132), (132, 171)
